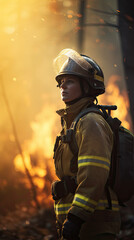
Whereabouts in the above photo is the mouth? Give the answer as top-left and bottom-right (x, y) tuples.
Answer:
(62, 91), (68, 96)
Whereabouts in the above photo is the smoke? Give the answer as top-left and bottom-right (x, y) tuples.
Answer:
(0, 0), (76, 145)
(0, 0), (78, 208)
(0, 0), (132, 209)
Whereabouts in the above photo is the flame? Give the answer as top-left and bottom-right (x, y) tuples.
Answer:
(28, 106), (57, 159)
(26, 103), (60, 161)
(99, 75), (132, 130)
(14, 152), (46, 178)
(14, 152), (46, 189)
(13, 104), (60, 206)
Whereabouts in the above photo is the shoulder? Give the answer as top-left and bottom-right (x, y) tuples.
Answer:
(77, 111), (113, 136)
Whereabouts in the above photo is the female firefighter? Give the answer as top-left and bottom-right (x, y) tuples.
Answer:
(52, 49), (121, 240)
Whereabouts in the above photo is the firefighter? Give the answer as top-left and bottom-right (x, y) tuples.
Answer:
(52, 49), (121, 240)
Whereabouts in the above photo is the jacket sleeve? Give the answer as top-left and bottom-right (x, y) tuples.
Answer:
(68, 112), (113, 221)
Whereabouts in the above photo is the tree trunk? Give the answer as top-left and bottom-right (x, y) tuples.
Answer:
(118, 0), (134, 131)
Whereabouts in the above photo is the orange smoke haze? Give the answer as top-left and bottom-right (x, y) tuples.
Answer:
(0, 0), (132, 209)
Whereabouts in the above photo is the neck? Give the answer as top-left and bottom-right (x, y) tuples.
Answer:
(65, 95), (96, 106)
(65, 96), (83, 106)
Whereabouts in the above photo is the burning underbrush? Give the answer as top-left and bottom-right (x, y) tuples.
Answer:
(0, 103), (59, 212)
(0, 104), (59, 239)
(14, 104), (60, 208)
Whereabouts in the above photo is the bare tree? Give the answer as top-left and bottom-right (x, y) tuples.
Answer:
(118, 0), (134, 131)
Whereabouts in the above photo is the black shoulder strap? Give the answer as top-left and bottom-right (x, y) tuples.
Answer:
(70, 105), (103, 131)
(70, 104), (119, 131)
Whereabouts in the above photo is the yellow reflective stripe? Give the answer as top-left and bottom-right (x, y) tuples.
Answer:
(112, 207), (120, 211)
(111, 199), (120, 211)
(111, 200), (119, 204)
(74, 193), (97, 205)
(97, 206), (119, 211)
(78, 155), (110, 170)
(54, 203), (72, 215)
(79, 162), (109, 170)
(97, 204), (119, 211)
(98, 199), (119, 205)
(94, 74), (104, 82)
(73, 193), (97, 212)
(97, 199), (119, 211)
(73, 200), (94, 212)
(55, 203), (72, 208)
(78, 155), (110, 163)
(55, 210), (68, 214)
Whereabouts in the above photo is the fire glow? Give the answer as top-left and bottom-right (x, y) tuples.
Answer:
(14, 104), (60, 207)
(99, 75), (131, 130)
(13, 76), (131, 206)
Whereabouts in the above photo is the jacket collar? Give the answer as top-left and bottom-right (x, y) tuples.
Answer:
(56, 97), (95, 128)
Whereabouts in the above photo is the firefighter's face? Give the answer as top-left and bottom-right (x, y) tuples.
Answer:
(59, 75), (82, 103)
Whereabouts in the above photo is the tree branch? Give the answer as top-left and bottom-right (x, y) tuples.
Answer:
(0, 77), (40, 210)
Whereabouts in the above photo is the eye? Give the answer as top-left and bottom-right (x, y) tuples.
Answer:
(60, 79), (74, 85)
(66, 79), (74, 84)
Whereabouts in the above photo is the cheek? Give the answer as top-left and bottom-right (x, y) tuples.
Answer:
(72, 84), (82, 96)
(68, 86), (82, 100)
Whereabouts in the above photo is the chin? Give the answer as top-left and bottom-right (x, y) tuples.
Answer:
(62, 97), (69, 102)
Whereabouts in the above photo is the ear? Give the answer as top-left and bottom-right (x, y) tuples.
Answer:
(83, 80), (90, 94)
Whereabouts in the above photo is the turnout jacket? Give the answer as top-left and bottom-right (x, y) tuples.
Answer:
(53, 97), (121, 239)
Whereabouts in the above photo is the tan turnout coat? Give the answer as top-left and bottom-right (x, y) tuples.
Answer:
(54, 97), (121, 239)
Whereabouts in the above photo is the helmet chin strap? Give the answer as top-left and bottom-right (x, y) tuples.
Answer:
(79, 78), (93, 98)
(65, 95), (96, 106)
(79, 78), (85, 96)
(65, 96), (83, 106)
